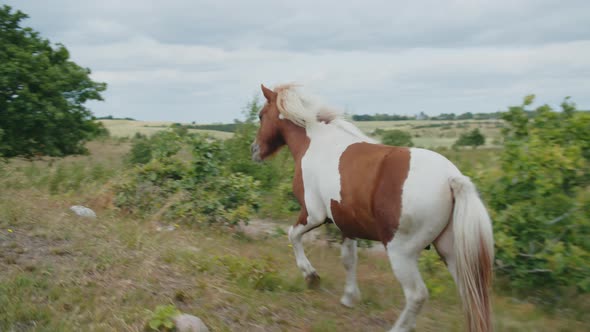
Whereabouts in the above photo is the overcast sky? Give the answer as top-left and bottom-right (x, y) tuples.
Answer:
(5, 0), (590, 123)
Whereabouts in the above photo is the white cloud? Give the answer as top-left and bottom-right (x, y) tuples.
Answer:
(5, 0), (590, 122)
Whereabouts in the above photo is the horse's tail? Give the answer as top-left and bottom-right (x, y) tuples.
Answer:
(450, 175), (494, 332)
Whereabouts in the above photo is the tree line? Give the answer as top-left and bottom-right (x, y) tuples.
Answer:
(353, 111), (505, 121)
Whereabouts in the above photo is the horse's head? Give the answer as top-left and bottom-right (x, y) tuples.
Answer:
(251, 84), (286, 162)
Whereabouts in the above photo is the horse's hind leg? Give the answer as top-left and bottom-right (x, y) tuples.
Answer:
(387, 239), (428, 332)
(433, 218), (458, 284)
(340, 237), (361, 307)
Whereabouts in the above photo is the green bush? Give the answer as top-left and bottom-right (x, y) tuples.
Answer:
(116, 134), (259, 225)
(482, 95), (590, 293)
(127, 131), (183, 165)
(454, 128), (485, 149)
(377, 129), (414, 147)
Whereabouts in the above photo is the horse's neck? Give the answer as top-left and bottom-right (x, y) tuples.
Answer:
(282, 123), (310, 164)
(282, 119), (374, 165)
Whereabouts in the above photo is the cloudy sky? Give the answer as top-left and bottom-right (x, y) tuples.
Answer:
(6, 0), (590, 123)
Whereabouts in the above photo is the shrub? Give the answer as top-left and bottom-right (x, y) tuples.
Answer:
(116, 134), (259, 225)
(482, 95), (590, 294)
(127, 131), (183, 165)
(453, 128), (485, 149)
(379, 129), (414, 147)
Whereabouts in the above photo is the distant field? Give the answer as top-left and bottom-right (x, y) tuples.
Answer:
(98, 120), (233, 139)
(355, 119), (503, 148)
(99, 119), (503, 148)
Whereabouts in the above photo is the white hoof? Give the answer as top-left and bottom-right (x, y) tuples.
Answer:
(340, 289), (361, 308)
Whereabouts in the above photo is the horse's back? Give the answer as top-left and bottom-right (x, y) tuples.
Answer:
(334, 145), (459, 244)
(333, 142), (410, 242)
(396, 148), (459, 240)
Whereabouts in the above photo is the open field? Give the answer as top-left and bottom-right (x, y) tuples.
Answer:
(99, 120), (233, 140)
(353, 120), (503, 148)
(100, 119), (503, 149)
(1, 140), (587, 331)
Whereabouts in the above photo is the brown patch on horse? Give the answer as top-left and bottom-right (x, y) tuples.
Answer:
(330, 143), (411, 245)
(286, 124), (311, 226)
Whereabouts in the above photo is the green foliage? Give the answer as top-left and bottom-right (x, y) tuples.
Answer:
(116, 133), (259, 225)
(127, 131), (183, 165)
(174, 122), (237, 133)
(146, 305), (180, 331)
(117, 96), (304, 224)
(483, 96), (590, 293)
(0, 6), (107, 157)
(377, 129), (414, 147)
(352, 113), (412, 121)
(222, 96), (300, 218)
(454, 128), (485, 149)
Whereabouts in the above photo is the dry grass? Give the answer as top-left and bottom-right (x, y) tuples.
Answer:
(353, 119), (503, 148)
(99, 119), (502, 148)
(0, 140), (587, 331)
(99, 120), (233, 139)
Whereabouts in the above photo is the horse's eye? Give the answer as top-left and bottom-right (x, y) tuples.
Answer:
(258, 114), (262, 120)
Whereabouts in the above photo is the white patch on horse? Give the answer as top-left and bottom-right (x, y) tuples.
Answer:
(272, 84), (375, 224)
(385, 148), (460, 331)
(301, 121), (373, 223)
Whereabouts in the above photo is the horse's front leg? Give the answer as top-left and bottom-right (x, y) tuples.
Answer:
(288, 209), (324, 288)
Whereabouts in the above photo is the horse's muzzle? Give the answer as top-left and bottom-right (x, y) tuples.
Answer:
(251, 142), (262, 162)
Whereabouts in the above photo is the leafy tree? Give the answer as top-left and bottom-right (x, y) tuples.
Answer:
(379, 129), (414, 147)
(481, 95), (590, 293)
(0, 5), (106, 157)
(454, 128), (485, 149)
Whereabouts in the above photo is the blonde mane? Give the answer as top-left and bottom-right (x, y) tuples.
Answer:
(274, 84), (340, 127)
(273, 84), (375, 142)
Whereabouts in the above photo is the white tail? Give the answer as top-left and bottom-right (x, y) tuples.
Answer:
(450, 175), (494, 332)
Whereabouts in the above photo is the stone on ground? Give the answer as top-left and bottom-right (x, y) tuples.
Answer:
(173, 314), (209, 332)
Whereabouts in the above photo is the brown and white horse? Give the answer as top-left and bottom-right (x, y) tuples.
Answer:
(251, 84), (494, 332)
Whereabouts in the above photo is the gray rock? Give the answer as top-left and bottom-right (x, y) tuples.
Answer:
(69, 205), (96, 218)
(156, 224), (175, 232)
(173, 314), (209, 332)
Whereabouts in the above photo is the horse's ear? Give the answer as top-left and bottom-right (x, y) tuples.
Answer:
(261, 84), (277, 102)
